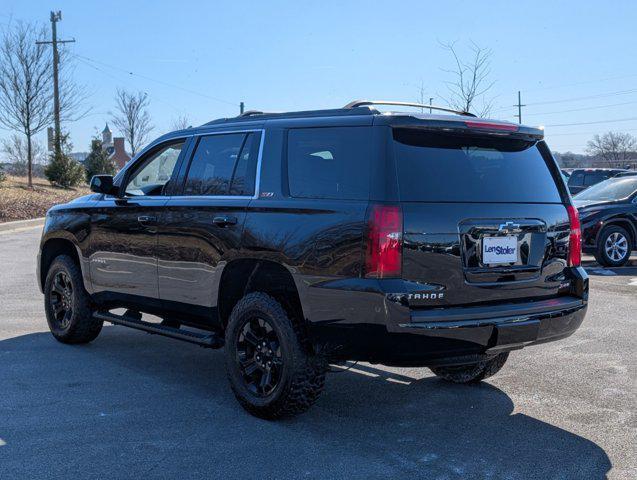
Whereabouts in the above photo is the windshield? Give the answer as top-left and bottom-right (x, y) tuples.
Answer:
(574, 177), (637, 201)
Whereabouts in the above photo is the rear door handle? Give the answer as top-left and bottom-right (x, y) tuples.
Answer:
(212, 215), (238, 227)
(137, 215), (157, 225)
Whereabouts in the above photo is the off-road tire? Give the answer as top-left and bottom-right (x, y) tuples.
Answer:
(430, 352), (509, 384)
(44, 255), (103, 344)
(224, 292), (326, 419)
(594, 225), (632, 267)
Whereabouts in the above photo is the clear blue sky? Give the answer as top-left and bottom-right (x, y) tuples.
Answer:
(2, 0), (636, 155)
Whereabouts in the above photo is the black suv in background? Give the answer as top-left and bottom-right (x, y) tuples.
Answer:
(575, 175), (637, 266)
(38, 101), (588, 418)
(567, 168), (626, 195)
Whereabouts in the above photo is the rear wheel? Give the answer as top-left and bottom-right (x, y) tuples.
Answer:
(44, 255), (103, 344)
(595, 225), (631, 267)
(430, 352), (509, 384)
(224, 292), (326, 419)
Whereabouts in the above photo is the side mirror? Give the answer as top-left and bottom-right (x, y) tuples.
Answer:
(90, 175), (118, 195)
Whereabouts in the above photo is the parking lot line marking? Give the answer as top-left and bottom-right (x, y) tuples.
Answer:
(386, 377), (412, 385)
(587, 268), (617, 276)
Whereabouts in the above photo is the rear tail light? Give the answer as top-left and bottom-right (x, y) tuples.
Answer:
(365, 204), (403, 278)
(566, 205), (581, 267)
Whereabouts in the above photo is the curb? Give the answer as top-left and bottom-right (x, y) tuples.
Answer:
(0, 217), (45, 233)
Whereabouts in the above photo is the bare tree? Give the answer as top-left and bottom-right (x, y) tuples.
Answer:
(111, 89), (154, 156)
(1, 134), (46, 176)
(586, 132), (637, 167)
(170, 114), (191, 131)
(0, 22), (52, 187)
(441, 41), (495, 117)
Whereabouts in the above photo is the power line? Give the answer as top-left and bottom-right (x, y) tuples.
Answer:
(545, 117), (637, 127)
(547, 128), (637, 137)
(495, 88), (637, 112)
(523, 73), (637, 93)
(72, 53), (239, 108)
(524, 100), (637, 117)
(75, 56), (183, 113)
(528, 89), (637, 107)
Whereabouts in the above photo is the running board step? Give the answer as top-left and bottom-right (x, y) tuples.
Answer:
(94, 311), (224, 349)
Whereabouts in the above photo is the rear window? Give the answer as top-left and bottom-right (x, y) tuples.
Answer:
(393, 129), (562, 203)
(584, 172), (610, 186)
(287, 127), (371, 200)
(568, 172), (585, 187)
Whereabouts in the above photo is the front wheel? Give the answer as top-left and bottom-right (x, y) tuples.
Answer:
(430, 352), (509, 384)
(595, 225), (632, 267)
(224, 292), (326, 419)
(44, 255), (103, 344)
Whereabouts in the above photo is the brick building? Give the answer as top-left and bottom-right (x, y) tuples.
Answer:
(102, 123), (131, 170)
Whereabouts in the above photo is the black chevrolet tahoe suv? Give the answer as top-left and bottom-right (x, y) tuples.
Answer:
(38, 100), (588, 418)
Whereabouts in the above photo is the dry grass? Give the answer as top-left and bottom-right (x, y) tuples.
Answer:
(0, 175), (90, 222)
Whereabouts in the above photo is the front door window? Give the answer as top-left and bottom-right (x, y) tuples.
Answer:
(125, 142), (185, 196)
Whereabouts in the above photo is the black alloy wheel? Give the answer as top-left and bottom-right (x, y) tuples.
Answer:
(236, 316), (284, 397)
(224, 292), (326, 419)
(44, 255), (103, 344)
(49, 271), (74, 330)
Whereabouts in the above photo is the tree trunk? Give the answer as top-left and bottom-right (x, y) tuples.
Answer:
(26, 132), (33, 189)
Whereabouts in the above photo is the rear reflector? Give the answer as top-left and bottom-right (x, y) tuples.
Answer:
(566, 205), (582, 267)
(365, 204), (403, 278)
(465, 120), (519, 132)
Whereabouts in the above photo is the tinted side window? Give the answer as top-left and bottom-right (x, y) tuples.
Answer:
(230, 133), (260, 196)
(184, 133), (259, 196)
(287, 127), (371, 200)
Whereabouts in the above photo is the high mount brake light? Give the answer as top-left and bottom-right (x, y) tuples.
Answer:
(566, 205), (582, 267)
(465, 120), (519, 132)
(365, 204), (403, 279)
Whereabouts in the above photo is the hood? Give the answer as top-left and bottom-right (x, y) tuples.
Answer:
(573, 199), (615, 210)
(68, 193), (99, 204)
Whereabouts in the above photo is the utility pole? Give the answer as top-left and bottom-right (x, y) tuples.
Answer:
(429, 97), (433, 114)
(36, 11), (75, 156)
(240, 101), (245, 115)
(514, 90), (525, 124)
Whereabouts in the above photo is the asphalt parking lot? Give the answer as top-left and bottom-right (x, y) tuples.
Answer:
(0, 227), (635, 480)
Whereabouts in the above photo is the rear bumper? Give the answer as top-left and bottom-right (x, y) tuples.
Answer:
(304, 267), (588, 366)
(400, 296), (586, 356)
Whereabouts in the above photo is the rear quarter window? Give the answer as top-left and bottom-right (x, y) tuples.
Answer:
(287, 127), (371, 200)
(393, 129), (562, 203)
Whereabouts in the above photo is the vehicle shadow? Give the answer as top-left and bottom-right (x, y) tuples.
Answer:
(0, 328), (612, 480)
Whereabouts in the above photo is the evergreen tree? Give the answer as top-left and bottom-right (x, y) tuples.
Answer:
(84, 138), (117, 183)
(44, 132), (85, 188)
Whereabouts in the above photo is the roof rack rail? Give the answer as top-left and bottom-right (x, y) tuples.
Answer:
(238, 110), (270, 117)
(343, 100), (476, 117)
